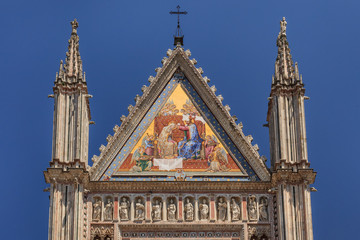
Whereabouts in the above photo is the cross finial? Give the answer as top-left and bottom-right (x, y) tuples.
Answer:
(71, 19), (79, 34)
(170, 5), (188, 46)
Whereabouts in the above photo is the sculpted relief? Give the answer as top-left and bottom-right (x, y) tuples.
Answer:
(104, 198), (113, 221)
(167, 198), (177, 221)
(259, 197), (269, 221)
(217, 197), (227, 221)
(152, 198), (162, 221)
(184, 198), (194, 221)
(248, 195), (258, 221)
(199, 198), (209, 220)
(230, 198), (241, 221)
(135, 197), (145, 220)
(92, 198), (102, 221)
(119, 197), (130, 221)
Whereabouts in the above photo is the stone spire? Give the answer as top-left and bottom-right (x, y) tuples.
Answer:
(273, 17), (301, 85)
(56, 19), (85, 83)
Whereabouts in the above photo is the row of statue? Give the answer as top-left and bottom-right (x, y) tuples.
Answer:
(92, 195), (268, 222)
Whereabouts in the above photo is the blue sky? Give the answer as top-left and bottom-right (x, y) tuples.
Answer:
(0, 0), (359, 239)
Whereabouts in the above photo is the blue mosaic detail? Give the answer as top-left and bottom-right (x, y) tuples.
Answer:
(101, 76), (260, 181)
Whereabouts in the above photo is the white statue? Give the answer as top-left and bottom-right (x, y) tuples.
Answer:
(167, 199), (177, 220)
(217, 197), (227, 221)
(104, 198), (113, 221)
(119, 197), (130, 220)
(135, 198), (145, 220)
(280, 17), (287, 35)
(248, 195), (258, 220)
(259, 197), (268, 221)
(152, 200), (162, 221)
(199, 199), (209, 220)
(184, 198), (194, 221)
(230, 198), (240, 221)
(92, 199), (102, 221)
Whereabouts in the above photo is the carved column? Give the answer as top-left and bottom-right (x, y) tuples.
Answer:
(210, 195), (216, 222)
(130, 197), (135, 221)
(113, 197), (118, 222)
(178, 195), (183, 221)
(194, 198), (199, 221)
(145, 194), (151, 222)
(242, 196), (247, 221)
(162, 199), (167, 221)
(227, 198), (231, 222)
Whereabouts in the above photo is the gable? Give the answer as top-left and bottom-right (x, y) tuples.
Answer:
(90, 47), (270, 182)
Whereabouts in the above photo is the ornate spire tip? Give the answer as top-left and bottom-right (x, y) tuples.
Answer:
(71, 19), (79, 34)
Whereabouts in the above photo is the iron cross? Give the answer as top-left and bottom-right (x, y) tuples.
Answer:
(169, 5), (188, 36)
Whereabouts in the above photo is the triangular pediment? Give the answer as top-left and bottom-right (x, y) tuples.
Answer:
(89, 47), (270, 181)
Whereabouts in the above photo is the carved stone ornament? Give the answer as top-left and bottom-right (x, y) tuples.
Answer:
(248, 225), (270, 240)
(113, 125), (119, 132)
(119, 197), (130, 221)
(203, 76), (210, 83)
(90, 224), (114, 239)
(248, 195), (258, 221)
(166, 49), (173, 57)
(184, 198), (194, 221)
(92, 198), (102, 221)
(167, 198), (177, 221)
(148, 75), (155, 83)
(230, 198), (241, 221)
(259, 196), (269, 221)
(210, 85), (217, 93)
(217, 197), (227, 221)
(104, 198), (113, 221)
(152, 199), (162, 221)
(199, 198), (209, 220)
(135, 198), (145, 220)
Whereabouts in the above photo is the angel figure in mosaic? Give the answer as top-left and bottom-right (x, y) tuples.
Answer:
(130, 146), (152, 172)
(135, 198), (145, 220)
(104, 198), (113, 221)
(157, 122), (178, 158)
(143, 133), (156, 156)
(207, 146), (229, 172)
(217, 197), (227, 221)
(167, 199), (177, 221)
(259, 197), (269, 221)
(184, 198), (194, 221)
(92, 198), (102, 221)
(230, 198), (240, 221)
(152, 199), (162, 221)
(119, 197), (130, 221)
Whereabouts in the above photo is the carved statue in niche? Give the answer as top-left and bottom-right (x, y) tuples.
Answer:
(167, 199), (177, 221)
(104, 198), (113, 221)
(184, 198), (194, 221)
(217, 197), (227, 221)
(152, 199), (162, 221)
(248, 195), (258, 221)
(119, 197), (130, 221)
(259, 197), (268, 221)
(92, 198), (102, 221)
(135, 198), (145, 220)
(230, 198), (240, 221)
(199, 198), (209, 220)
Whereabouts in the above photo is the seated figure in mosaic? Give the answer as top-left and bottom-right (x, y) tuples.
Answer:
(119, 197), (130, 221)
(184, 198), (194, 221)
(104, 198), (113, 221)
(259, 197), (268, 221)
(135, 198), (145, 220)
(217, 197), (227, 221)
(92, 199), (102, 221)
(230, 198), (240, 221)
(152, 200), (162, 221)
(178, 116), (203, 159)
(167, 199), (177, 221)
(199, 199), (209, 220)
(157, 122), (178, 158)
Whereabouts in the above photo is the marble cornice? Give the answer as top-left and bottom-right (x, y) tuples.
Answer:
(44, 167), (90, 184)
(119, 223), (244, 231)
(86, 181), (272, 192)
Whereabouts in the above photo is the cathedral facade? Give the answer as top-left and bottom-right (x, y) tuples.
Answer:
(44, 18), (316, 240)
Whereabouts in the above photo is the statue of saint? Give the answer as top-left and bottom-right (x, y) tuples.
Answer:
(248, 195), (258, 220)
(167, 199), (177, 220)
(217, 197), (227, 221)
(230, 198), (240, 221)
(92, 199), (102, 221)
(104, 199), (113, 221)
(280, 17), (287, 35)
(152, 200), (162, 221)
(199, 199), (209, 220)
(259, 197), (268, 221)
(119, 197), (130, 221)
(135, 198), (145, 220)
(184, 198), (194, 221)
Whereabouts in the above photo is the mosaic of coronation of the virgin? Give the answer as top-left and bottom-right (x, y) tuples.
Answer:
(102, 72), (258, 182)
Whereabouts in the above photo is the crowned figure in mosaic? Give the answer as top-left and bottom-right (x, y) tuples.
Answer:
(178, 115), (203, 159)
